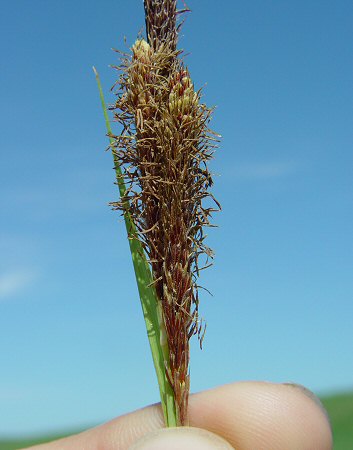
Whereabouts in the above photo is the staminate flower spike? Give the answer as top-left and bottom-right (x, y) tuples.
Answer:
(96, 0), (219, 427)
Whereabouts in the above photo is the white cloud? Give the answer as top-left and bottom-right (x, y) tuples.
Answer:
(230, 161), (297, 180)
(0, 269), (38, 300)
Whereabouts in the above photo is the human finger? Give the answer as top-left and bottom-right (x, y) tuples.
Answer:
(129, 427), (234, 450)
(24, 381), (332, 450)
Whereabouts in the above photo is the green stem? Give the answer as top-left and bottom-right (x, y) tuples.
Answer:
(93, 67), (177, 427)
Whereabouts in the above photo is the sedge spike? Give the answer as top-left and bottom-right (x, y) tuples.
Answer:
(111, 1), (219, 425)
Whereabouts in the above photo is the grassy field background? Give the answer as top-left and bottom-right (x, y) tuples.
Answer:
(0, 391), (352, 449)
(321, 391), (353, 450)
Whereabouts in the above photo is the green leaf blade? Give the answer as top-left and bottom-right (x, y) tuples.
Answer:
(93, 67), (177, 427)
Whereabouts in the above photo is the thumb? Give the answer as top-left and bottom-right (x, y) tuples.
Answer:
(129, 427), (235, 450)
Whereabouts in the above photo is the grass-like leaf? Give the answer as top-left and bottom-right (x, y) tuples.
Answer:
(93, 67), (177, 427)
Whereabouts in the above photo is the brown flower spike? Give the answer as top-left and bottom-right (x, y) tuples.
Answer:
(111, 1), (219, 425)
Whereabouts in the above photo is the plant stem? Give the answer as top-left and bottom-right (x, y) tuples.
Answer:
(93, 67), (177, 427)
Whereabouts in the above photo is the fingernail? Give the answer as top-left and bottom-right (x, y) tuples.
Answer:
(282, 383), (331, 423)
(129, 427), (235, 450)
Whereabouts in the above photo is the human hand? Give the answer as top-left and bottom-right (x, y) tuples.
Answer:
(24, 381), (332, 450)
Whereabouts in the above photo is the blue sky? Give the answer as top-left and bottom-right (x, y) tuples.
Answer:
(1, 0), (352, 437)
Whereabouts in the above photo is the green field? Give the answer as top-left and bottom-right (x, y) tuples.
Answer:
(1, 392), (352, 450)
(0, 433), (67, 450)
(321, 391), (353, 450)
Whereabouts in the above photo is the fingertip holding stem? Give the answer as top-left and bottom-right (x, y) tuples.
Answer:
(129, 427), (235, 450)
